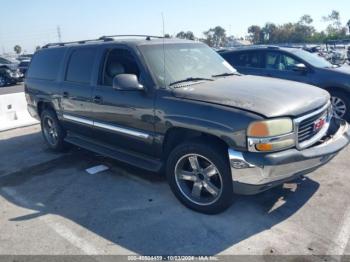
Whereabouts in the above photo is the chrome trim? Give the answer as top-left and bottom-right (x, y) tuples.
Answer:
(228, 149), (255, 168)
(62, 114), (150, 139)
(294, 101), (332, 149)
(62, 114), (94, 126)
(93, 122), (150, 139)
(247, 133), (295, 152)
(228, 147), (336, 186)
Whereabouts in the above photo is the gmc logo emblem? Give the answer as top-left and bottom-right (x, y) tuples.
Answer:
(313, 118), (325, 132)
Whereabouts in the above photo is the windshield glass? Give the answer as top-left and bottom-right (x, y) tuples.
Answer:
(139, 42), (237, 87)
(292, 49), (333, 68)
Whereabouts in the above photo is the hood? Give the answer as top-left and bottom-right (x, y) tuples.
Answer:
(322, 64), (350, 76)
(173, 75), (330, 118)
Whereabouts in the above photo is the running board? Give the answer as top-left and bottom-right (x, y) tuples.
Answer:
(65, 134), (163, 173)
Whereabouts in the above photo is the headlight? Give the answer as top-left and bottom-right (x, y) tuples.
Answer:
(247, 118), (295, 152)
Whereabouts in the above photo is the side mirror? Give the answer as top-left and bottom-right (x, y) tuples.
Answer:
(292, 63), (307, 73)
(112, 74), (144, 91)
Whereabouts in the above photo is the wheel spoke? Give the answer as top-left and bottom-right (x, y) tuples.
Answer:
(191, 182), (203, 198)
(203, 181), (219, 196)
(47, 119), (53, 128)
(178, 171), (197, 182)
(203, 164), (217, 177)
(188, 156), (200, 171)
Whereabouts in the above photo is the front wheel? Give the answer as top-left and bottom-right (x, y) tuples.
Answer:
(166, 141), (233, 214)
(330, 90), (350, 121)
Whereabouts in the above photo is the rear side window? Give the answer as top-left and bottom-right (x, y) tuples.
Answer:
(65, 48), (96, 84)
(223, 51), (263, 68)
(27, 49), (65, 80)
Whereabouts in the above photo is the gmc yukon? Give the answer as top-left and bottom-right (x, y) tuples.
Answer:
(25, 36), (350, 214)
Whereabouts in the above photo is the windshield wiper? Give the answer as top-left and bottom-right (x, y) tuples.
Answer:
(212, 72), (240, 78)
(169, 77), (213, 87)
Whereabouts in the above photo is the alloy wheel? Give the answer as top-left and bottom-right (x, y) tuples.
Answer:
(0, 76), (5, 87)
(331, 96), (347, 119)
(174, 154), (223, 206)
(43, 117), (59, 146)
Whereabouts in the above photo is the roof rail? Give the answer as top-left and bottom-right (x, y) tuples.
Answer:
(99, 35), (164, 40)
(42, 34), (164, 48)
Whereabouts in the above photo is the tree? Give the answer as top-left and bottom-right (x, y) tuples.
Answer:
(14, 45), (22, 54)
(347, 20), (350, 33)
(176, 31), (195, 40)
(203, 26), (227, 47)
(248, 25), (263, 44)
(299, 15), (313, 25)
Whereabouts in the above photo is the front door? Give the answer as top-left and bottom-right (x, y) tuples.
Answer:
(91, 46), (156, 156)
(263, 51), (313, 85)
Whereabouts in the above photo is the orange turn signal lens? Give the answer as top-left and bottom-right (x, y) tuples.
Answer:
(255, 143), (273, 151)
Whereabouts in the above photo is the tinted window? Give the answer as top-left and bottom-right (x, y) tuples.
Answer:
(27, 49), (65, 80)
(224, 51), (263, 68)
(66, 48), (96, 84)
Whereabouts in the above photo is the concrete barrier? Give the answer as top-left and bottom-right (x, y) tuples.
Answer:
(0, 92), (39, 132)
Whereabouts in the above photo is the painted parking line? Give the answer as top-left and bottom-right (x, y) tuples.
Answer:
(2, 187), (102, 255)
(328, 204), (350, 256)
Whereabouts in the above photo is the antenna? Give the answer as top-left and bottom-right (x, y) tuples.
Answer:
(161, 12), (166, 88)
(57, 26), (62, 42)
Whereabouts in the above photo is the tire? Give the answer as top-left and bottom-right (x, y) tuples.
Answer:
(166, 140), (233, 214)
(0, 76), (6, 87)
(329, 90), (350, 121)
(40, 109), (67, 151)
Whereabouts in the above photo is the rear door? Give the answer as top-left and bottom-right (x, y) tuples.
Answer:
(263, 51), (313, 84)
(60, 47), (98, 137)
(222, 51), (265, 76)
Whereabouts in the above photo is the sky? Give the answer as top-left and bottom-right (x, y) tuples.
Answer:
(1, 0), (350, 53)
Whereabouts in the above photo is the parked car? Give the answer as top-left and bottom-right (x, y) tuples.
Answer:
(18, 60), (31, 75)
(17, 54), (33, 62)
(0, 56), (23, 87)
(219, 46), (350, 121)
(25, 36), (350, 214)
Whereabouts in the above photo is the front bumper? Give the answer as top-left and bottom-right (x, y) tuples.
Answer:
(229, 118), (350, 195)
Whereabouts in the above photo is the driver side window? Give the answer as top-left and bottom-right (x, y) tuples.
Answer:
(101, 48), (140, 86)
(266, 52), (302, 71)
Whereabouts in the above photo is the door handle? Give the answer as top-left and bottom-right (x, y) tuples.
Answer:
(63, 91), (69, 98)
(93, 96), (103, 104)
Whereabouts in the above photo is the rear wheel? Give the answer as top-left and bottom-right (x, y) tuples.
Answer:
(40, 109), (66, 151)
(166, 141), (233, 214)
(329, 90), (350, 121)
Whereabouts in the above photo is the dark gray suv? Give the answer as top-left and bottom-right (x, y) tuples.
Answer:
(25, 37), (350, 214)
(219, 46), (350, 121)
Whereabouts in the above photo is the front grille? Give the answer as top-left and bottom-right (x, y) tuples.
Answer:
(296, 103), (332, 149)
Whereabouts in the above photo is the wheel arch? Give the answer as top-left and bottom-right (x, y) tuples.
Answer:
(162, 127), (229, 161)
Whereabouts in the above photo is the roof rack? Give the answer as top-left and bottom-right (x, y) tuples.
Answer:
(99, 35), (164, 41)
(42, 35), (164, 48)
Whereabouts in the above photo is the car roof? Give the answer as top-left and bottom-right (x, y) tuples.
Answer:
(218, 45), (301, 54)
(40, 36), (197, 51)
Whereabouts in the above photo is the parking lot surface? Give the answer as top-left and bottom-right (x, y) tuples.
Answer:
(0, 125), (350, 258)
(0, 84), (24, 95)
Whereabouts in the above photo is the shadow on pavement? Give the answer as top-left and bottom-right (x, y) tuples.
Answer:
(0, 131), (320, 255)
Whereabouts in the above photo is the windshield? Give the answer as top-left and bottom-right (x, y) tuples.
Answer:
(139, 42), (237, 87)
(292, 49), (333, 68)
(0, 57), (11, 64)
